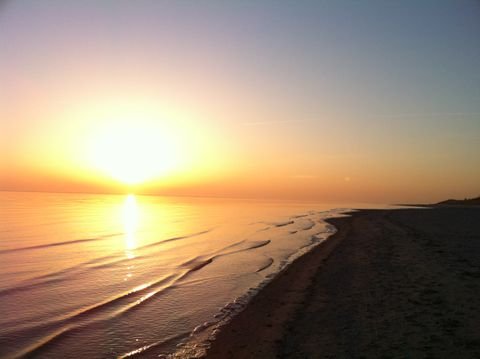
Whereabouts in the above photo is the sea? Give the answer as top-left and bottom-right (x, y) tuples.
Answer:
(0, 191), (381, 358)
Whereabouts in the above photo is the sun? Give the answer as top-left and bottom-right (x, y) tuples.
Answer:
(88, 120), (182, 185)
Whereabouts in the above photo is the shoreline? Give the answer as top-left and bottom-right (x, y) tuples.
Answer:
(204, 207), (480, 358)
(202, 213), (353, 359)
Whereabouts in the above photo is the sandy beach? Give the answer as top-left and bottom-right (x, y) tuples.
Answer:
(205, 206), (480, 358)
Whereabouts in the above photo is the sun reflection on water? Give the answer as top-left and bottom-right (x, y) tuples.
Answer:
(122, 194), (139, 259)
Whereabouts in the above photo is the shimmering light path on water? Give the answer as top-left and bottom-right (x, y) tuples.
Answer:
(0, 192), (389, 358)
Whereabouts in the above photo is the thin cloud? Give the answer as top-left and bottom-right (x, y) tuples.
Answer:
(242, 119), (306, 126)
(290, 174), (318, 179)
(371, 112), (480, 119)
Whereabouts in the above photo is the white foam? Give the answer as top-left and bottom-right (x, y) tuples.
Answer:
(170, 209), (349, 358)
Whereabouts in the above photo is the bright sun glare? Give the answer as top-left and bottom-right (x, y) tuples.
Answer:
(122, 194), (138, 258)
(88, 120), (181, 185)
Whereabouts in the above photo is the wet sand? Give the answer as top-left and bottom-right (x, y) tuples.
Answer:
(205, 207), (480, 358)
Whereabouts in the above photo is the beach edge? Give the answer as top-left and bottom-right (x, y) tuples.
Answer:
(202, 212), (354, 358)
(203, 206), (480, 358)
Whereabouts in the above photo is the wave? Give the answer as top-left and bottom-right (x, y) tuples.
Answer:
(8, 273), (181, 358)
(0, 253), (127, 297)
(179, 239), (272, 278)
(298, 219), (316, 231)
(169, 239), (274, 289)
(7, 236), (273, 357)
(181, 257), (214, 272)
(268, 220), (294, 227)
(0, 230), (213, 297)
(136, 229), (212, 251)
(291, 214), (308, 219)
(119, 332), (191, 358)
(256, 257), (274, 272)
(217, 240), (271, 256)
(0, 233), (123, 254)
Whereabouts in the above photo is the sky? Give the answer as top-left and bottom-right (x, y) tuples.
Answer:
(1, 0), (479, 203)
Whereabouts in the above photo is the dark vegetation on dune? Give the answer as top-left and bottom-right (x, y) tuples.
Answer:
(436, 196), (480, 206)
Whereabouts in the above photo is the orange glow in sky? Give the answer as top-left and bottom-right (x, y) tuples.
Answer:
(1, 1), (479, 203)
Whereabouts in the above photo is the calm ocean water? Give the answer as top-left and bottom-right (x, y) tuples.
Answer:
(0, 191), (377, 358)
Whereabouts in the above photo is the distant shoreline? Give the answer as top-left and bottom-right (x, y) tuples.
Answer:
(205, 206), (480, 358)
(399, 196), (480, 208)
